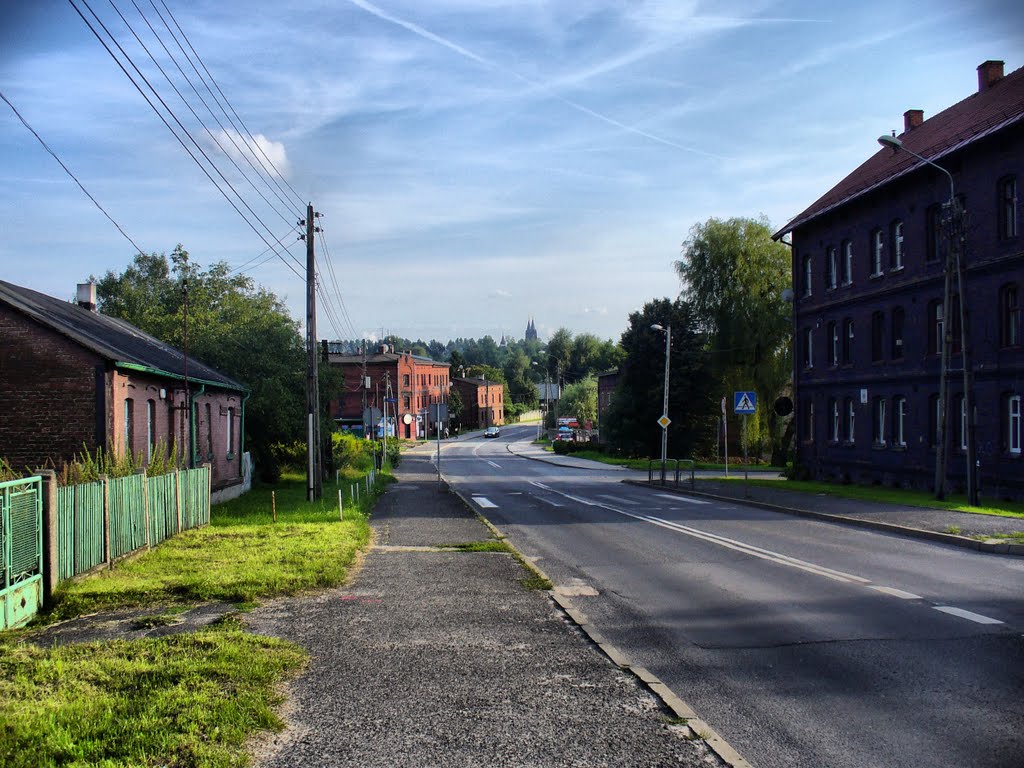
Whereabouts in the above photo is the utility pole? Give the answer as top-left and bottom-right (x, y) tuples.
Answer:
(181, 252), (192, 469)
(303, 203), (322, 501)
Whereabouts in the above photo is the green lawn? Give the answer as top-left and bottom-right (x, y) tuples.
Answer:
(2, 470), (383, 767)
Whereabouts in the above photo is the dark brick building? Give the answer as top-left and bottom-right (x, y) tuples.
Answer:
(775, 60), (1023, 498)
(0, 281), (248, 491)
(326, 346), (451, 439)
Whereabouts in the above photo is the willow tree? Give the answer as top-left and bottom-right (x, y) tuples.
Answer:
(675, 216), (792, 463)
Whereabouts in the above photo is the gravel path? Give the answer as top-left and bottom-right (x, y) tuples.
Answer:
(246, 462), (710, 767)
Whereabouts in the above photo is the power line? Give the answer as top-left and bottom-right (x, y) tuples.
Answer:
(69, 0), (303, 280)
(1, 89), (147, 256)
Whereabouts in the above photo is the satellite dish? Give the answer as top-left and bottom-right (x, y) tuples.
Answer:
(774, 396), (793, 416)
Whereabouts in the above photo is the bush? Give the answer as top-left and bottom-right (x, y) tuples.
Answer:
(332, 432), (374, 472)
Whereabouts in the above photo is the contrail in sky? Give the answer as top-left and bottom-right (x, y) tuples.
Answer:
(347, 0), (722, 160)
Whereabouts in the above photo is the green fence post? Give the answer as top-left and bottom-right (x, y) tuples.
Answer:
(100, 475), (110, 567)
(37, 469), (59, 605)
(174, 470), (182, 534)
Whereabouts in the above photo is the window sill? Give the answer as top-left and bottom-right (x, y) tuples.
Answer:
(889, 265), (904, 274)
(869, 272), (884, 280)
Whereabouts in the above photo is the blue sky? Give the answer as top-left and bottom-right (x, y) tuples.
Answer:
(1, 1), (1020, 344)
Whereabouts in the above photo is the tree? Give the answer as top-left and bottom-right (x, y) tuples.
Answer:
(604, 299), (716, 458)
(675, 216), (792, 461)
(447, 386), (464, 430)
(546, 327), (573, 381)
(94, 247), (313, 463)
(559, 376), (597, 430)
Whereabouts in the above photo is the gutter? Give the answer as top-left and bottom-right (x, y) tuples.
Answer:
(114, 361), (247, 393)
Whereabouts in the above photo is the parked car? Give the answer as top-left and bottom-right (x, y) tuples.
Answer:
(484, 426), (500, 438)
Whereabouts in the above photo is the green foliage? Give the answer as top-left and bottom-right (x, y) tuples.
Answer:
(675, 216), (793, 461)
(605, 298), (717, 458)
(559, 375), (598, 429)
(58, 443), (182, 486)
(447, 386), (464, 427)
(331, 432), (376, 472)
(0, 457), (20, 482)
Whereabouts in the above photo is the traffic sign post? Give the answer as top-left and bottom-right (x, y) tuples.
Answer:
(734, 392), (757, 495)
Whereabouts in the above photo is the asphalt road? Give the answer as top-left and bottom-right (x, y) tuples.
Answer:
(439, 424), (1024, 768)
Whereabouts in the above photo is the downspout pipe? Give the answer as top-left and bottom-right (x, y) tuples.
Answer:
(191, 384), (205, 469)
(241, 390), (251, 473)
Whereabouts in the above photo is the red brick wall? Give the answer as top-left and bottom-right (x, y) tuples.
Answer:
(0, 306), (104, 472)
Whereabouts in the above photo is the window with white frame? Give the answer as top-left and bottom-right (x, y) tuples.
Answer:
(1010, 395), (1021, 454)
(999, 176), (1018, 240)
(891, 220), (904, 269)
(929, 299), (944, 356)
(873, 397), (886, 446)
(842, 318), (854, 365)
(124, 398), (134, 454)
(802, 327), (814, 369)
(871, 229), (884, 276)
(1001, 284), (1020, 348)
(147, 399), (156, 462)
(802, 254), (812, 297)
(830, 399), (839, 442)
(827, 247), (838, 289)
(827, 321), (838, 367)
(841, 240), (853, 285)
(845, 398), (855, 443)
(894, 396), (907, 447)
(226, 406), (235, 456)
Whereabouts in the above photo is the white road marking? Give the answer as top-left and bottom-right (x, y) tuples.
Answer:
(535, 496), (564, 508)
(656, 493), (709, 505)
(487, 460), (501, 469)
(529, 481), (552, 491)
(870, 586), (922, 600)
(473, 496), (498, 508)
(596, 494), (640, 505)
(933, 606), (1003, 625)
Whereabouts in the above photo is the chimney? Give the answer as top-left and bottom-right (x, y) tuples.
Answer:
(76, 282), (97, 312)
(903, 109), (924, 131)
(977, 60), (1004, 93)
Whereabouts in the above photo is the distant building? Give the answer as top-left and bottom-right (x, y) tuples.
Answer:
(525, 317), (539, 342)
(596, 369), (620, 442)
(775, 60), (1023, 498)
(452, 377), (504, 429)
(325, 345), (450, 439)
(0, 281), (248, 492)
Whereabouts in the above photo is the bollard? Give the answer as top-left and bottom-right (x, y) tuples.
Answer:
(272, 491), (277, 524)
(338, 489), (343, 520)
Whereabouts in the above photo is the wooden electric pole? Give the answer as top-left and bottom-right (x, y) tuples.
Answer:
(304, 203), (323, 501)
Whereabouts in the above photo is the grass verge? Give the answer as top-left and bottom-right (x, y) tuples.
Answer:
(0, 616), (304, 768)
(441, 541), (513, 553)
(45, 473), (378, 621)
(727, 477), (1024, 518)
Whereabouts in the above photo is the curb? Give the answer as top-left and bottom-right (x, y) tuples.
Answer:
(621, 480), (1024, 556)
(449, 484), (754, 768)
(503, 442), (632, 472)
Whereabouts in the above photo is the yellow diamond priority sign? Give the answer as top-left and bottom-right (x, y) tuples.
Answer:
(657, 415), (671, 429)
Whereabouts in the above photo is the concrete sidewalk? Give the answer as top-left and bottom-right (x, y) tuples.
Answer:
(246, 455), (725, 768)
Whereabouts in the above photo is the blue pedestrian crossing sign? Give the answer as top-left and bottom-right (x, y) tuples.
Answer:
(734, 391), (757, 414)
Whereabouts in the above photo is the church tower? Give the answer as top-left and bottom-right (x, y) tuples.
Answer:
(525, 317), (538, 342)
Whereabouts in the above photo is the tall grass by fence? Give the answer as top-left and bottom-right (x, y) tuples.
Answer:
(56, 467), (210, 582)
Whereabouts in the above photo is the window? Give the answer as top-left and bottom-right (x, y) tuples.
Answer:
(871, 311), (884, 363)
(830, 399), (840, 442)
(147, 400), (156, 462)
(871, 229), (884, 275)
(403, 374), (410, 386)
(841, 240), (853, 284)
(827, 247), (838, 289)
(928, 394), (941, 447)
(1009, 395), (1022, 454)
(226, 407), (235, 456)
(827, 321), (838, 367)
(928, 299), (944, 356)
(205, 403), (213, 458)
(802, 254), (813, 297)
(403, 395), (411, 409)
(804, 400), (815, 443)
(893, 396), (907, 447)
(873, 398), (886, 446)
(956, 394), (967, 451)
(891, 307), (905, 359)
(845, 398), (856, 443)
(802, 327), (814, 369)
(998, 176), (1018, 240)
(890, 220), (904, 269)
(842, 318), (854, 365)
(1001, 284), (1020, 347)
(124, 398), (134, 454)
(926, 204), (942, 262)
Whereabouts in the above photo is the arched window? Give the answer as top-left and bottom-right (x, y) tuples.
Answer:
(841, 240), (853, 284)
(871, 229), (884, 276)
(890, 219), (904, 269)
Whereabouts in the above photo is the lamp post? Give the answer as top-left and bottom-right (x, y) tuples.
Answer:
(651, 324), (671, 483)
(877, 135), (977, 504)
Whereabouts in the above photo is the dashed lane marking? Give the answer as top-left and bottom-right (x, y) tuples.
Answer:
(933, 606), (1004, 625)
(487, 460), (502, 469)
(472, 496), (498, 508)
(656, 493), (710, 505)
(596, 494), (640, 505)
(870, 586), (922, 600)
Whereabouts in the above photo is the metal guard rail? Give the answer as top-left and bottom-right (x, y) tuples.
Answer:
(647, 459), (695, 489)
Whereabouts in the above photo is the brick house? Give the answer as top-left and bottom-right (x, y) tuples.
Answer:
(452, 377), (505, 430)
(0, 281), (248, 492)
(775, 60), (1023, 498)
(326, 345), (451, 439)
(596, 369), (620, 443)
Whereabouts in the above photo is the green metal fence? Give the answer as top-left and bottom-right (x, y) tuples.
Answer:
(56, 467), (211, 583)
(1, 477), (43, 630)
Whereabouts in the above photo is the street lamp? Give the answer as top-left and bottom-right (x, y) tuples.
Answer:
(877, 135), (977, 504)
(651, 324), (671, 484)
